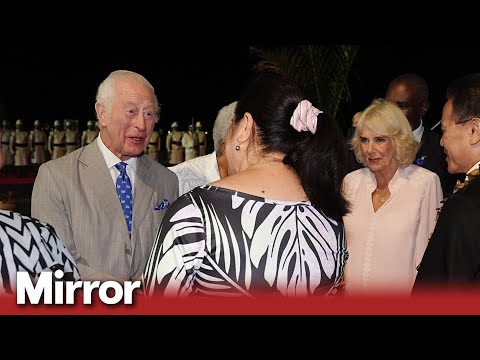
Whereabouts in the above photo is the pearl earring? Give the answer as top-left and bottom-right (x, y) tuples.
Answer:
(235, 145), (240, 151)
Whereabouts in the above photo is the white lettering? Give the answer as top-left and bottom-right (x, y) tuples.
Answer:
(65, 280), (83, 304)
(54, 270), (64, 304)
(99, 281), (123, 304)
(83, 281), (100, 305)
(17, 271), (52, 304)
(124, 281), (141, 304)
(16, 271), (142, 305)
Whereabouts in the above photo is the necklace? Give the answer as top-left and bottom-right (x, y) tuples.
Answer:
(375, 188), (389, 203)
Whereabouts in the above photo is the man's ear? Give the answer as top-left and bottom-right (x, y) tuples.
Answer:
(237, 112), (255, 144)
(95, 102), (107, 127)
(470, 117), (480, 145)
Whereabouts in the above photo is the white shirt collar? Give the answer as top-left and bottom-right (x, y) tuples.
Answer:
(96, 135), (137, 172)
(465, 161), (480, 181)
(412, 120), (424, 143)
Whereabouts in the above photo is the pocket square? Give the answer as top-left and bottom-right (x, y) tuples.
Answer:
(154, 199), (170, 210)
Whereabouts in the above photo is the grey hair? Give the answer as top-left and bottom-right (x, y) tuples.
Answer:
(95, 70), (160, 122)
(213, 101), (237, 154)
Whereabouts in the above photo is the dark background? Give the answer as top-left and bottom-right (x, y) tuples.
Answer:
(1, 44), (480, 134)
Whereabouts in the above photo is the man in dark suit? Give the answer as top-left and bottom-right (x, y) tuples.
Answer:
(386, 73), (459, 198)
(413, 72), (480, 292)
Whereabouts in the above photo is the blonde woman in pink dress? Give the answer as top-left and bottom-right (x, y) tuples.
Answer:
(343, 98), (443, 296)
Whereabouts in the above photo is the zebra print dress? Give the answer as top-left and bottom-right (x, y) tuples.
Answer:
(0, 210), (81, 295)
(143, 186), (348, 298)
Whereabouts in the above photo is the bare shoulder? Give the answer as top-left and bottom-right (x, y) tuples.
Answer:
(209, 172), (242, 190)
(211, 167), (307, 201)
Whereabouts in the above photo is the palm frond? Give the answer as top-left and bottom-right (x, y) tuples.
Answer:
(249, 45), (360, 125)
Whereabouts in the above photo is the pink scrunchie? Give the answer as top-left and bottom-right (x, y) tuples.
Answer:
(290, 100), (322, 134)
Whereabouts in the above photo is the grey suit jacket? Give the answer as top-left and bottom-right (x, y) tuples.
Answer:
(31, 141), (179, 282)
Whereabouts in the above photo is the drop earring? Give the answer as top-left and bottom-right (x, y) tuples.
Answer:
(235, 145), (240, 151)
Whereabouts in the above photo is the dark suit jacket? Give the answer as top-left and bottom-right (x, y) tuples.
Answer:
(413, 176), (480, 293)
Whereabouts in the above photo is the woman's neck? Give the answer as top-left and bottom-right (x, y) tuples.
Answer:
(374, 165), (399, 189)
(216, 154), (229, 179)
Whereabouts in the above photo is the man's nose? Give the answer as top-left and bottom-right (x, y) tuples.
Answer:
(133, 114), (147, 131)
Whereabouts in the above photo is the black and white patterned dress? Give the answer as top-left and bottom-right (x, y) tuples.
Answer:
(143, 186), (347, 298)
(0, 210), (81, 295)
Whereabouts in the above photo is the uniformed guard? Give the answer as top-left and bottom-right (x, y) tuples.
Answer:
(195, 121), (207, 156)
(166, 122), (184, 165)
(48, 120), (66, 160)
(30, 120), (48, 167)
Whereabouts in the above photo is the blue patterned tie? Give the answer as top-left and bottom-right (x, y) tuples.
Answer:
(115, 162), (132, 236)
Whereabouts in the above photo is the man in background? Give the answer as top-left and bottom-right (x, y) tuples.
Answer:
(166, 122), (184, 165)
(30, 120), (48, 168)
(169, 101), (235, 195)
(195, 121), (207, 156)
(48, 120), (66, 160)
(1, 120), (13, 167)
(81, 120), (99, 147)
(386, 73), (459, 197)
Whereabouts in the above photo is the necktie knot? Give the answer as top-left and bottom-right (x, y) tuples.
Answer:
(115, 162), (128, 178)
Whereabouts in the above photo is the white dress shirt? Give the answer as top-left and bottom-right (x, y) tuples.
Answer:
(96, 135), (138, 198)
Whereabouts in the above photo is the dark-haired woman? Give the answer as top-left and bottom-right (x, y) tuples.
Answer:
(143, 70), (349, 298)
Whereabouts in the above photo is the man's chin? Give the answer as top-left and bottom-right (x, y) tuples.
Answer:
(125, 146), (147, 158)
(447, 164), (459, 174)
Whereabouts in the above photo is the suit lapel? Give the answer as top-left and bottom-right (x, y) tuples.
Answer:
(131, 155), (156, 252)
(133, 155), (155, 223)
(79, 142), (129, 235)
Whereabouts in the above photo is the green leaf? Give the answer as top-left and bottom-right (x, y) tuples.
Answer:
(250, 45), (360, 126)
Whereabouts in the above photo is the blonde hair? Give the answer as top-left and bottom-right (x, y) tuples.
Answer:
(352, 111), (362, 127)
(350, 98), (420, 166)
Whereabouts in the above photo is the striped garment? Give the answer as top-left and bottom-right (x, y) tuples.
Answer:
(0, 210), (80, 295)
(143, 186), (347, 298)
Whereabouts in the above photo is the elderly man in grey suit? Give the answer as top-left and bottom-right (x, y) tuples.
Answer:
(31, 70), (179, 282)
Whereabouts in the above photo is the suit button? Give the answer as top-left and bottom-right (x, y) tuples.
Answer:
(125, 248), (131, 255)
